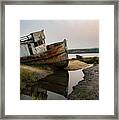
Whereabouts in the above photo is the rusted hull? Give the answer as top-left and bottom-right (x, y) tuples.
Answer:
(20, 40), (68, 68)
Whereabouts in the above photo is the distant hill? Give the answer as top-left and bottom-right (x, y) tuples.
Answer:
(68, 48), (99, 54)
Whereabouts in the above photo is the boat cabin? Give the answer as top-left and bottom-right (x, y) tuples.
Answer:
(20, 30), (47, 57)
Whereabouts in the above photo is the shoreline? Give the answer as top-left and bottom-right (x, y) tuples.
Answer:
(20, 59), (99, 100)
(68, 64), (99, 100)
(65, 59), (91, 71)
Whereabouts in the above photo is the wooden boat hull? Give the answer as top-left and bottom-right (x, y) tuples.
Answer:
(20, 40), (68, 68)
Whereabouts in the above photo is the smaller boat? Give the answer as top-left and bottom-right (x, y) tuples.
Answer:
(20, 30), (68, 68)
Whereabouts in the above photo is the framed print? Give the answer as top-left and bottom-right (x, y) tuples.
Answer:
(0, 0), (118, 119)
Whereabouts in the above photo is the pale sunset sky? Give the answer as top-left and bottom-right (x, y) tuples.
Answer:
(20, 20), (99, 49)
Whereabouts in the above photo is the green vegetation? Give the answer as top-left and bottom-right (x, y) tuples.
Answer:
(20, 65), (53, 92)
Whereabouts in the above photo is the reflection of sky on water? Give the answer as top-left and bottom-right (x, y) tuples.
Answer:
(68, 69), (84, 94)
(21, 67), (85, 100)
(47, 91), (66, 100)
(47, 69), (84, 100)
(47, 69), (84, 99)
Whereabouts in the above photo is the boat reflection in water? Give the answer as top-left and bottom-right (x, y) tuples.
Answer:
(20, 69), (69, 100)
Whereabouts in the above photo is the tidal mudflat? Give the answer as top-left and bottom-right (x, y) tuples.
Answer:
(20, 58), (99, 100)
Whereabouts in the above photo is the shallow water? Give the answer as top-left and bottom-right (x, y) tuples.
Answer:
(47, 69), (84, 100)
(21, 69), (84, 100)
(21, 53), (98, 100)
(68, 69), (84, 94)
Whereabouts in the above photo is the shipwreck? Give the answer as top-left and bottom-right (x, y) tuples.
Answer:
(20, 30), (68, 68)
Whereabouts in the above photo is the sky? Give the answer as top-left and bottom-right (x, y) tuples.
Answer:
(20, 20), (99, 49)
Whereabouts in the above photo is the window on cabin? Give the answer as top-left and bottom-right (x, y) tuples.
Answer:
(34, 42), (38, 47)
(34, 40), (45, 47)
(37, 40), (44, 45)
